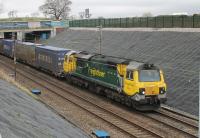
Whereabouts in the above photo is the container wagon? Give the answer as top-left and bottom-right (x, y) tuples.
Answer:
(35, 45), (71, 77)
(2, 39), (15, 58)
(0, 38), (3, 54)
(16, 41), (42, 66)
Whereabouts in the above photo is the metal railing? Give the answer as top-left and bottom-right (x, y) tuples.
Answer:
(69, 15), (200, 28)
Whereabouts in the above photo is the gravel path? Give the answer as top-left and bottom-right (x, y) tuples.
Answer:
(0, 79), (89, 138)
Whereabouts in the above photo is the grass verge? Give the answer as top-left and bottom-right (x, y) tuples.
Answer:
(0, 68), (39, 100)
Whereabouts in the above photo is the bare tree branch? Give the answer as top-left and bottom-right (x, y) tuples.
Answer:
(39, 0), (72, 20)
(8, 10), (18, 18)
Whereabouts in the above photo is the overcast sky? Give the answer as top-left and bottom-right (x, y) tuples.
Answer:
(0, 0), (199, 18)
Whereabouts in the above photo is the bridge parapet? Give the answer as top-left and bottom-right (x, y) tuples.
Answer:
(0, 20), (69, 30)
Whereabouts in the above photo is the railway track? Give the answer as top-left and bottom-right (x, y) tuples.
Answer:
(144, 110), (198, 137)
(0, 55), (198, 138)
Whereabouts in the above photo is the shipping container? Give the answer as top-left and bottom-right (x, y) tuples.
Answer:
(35, 45), (71, 77)
(16, 41), (42, 66)
(0, 38), (4, 54)
(2, 39), (15, 58)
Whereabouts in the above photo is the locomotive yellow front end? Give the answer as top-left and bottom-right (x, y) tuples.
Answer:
(123, 62), (167, 110)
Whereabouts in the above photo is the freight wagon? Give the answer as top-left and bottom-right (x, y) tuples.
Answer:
(35, 46), (71, 77)
(16, 41), (42, 66)
(2, 39), (15, 58)
(0, 38), (3, 54)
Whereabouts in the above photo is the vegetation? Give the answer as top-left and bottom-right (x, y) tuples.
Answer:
(39, 0), (72, 20)
(0, 17), (51, 22)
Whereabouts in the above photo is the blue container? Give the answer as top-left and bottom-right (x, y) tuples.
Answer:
(35, 45), (71, 77)
(2, 39), (15, 58)
(0, 38), (4, 54)
(15, 41), (42, 66)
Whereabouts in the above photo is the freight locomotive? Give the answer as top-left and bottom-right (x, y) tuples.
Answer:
(0, 39), (167, 111)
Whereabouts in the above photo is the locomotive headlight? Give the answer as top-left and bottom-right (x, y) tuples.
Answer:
(142, 91), (145, 95)
(139, 88), (145, 95)
(159, 87), (165, 94)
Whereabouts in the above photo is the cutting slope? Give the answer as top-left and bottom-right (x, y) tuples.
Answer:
(0, 79), (89, 138)
(45, 28), (200, 116)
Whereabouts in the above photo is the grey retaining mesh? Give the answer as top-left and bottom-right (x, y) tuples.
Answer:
(0, 79), (89, 138)
(45, 28), (200, 116)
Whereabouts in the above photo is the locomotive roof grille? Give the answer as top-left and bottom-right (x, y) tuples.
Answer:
(90, 55), (130, 65)
(140, 63), (159, 70)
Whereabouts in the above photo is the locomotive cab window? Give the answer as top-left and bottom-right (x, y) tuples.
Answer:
(139, 70), (160, 82)
(126, 70), (133, 80)
(69, 57), (73, 62)
(64, 56), (68, 62)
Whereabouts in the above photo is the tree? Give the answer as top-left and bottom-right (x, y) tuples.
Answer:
(31, 12), (40, 17)
(8, 10), (18, 18)
(142, 12), (153, 17)
(98, 16), (104, 19)
(39, 0), (72, 20)
(79, 12), (85, 19)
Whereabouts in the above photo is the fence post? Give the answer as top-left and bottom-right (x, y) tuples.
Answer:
(126, 17), (128, 28)
(163, 16), (164, 28)
(120, 18), (122, 28)
(132, 17), (134, 27)
(172, 16), (174, 28)
(193, 15), (195, 28)
(98, 19), (100, 27)
(117, 18), (119, 27)
(182, 16), (184, 28)
(155, 17), (157, 28)
(147, 17), (148, 27)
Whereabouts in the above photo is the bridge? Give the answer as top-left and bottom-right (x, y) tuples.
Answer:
(0, 20), (69, 42)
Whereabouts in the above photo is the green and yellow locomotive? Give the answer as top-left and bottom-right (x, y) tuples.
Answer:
(63, 52), (167, 111)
